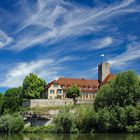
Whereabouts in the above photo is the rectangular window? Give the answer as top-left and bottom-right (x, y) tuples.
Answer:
(50, 90), (55, 94)
(57, 89), (62, 94)
(53, 84), (58, 87)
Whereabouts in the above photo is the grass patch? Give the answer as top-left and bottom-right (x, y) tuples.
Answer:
(23, 125), (55, 133)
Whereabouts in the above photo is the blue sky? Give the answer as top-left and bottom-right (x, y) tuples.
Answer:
(0, 0), (140, 92)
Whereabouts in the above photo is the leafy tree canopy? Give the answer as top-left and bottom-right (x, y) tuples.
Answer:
(5, 87), (21, 96)
(66, 85), (80, 100)
(22, 73), (46, 99)
(3, 87), (22, 114)
(0, 93), (4, 101)
(94, 70), (140, 110)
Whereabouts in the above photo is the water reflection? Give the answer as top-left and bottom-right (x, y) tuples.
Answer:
(0, 133), (140, 140)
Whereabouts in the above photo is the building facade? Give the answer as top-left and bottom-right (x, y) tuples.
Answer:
(42, 78), (99, 100)
(41, 81), (64, 99)
(42, 62), (114, 100)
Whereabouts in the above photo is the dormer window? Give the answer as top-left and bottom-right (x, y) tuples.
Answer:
(53, 84), (58, 87)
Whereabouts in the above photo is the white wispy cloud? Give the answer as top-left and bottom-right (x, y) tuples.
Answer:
(0, 55), (83, 87)
(109, 40), (140, 68)
(0, 59), (53, 87)
(90, 39), (140, 73)
(7, 0), (140, 51)
(0, 29), (13, 48)
(0, 0), (140, 88)
(90, 36), (113, 49)
(70, 36), (113, 51)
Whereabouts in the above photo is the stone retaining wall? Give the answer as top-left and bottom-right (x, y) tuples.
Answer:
(22, 99), (74, 108)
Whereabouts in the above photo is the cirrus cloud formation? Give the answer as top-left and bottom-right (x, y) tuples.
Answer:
(0, 0), (140, 90)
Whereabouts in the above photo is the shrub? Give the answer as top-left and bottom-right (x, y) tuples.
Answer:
(96, 109), (106, 132)
(23, 125), (60, 133)
(0, 114), (24, 132)
(74, 105), (96, 132)
(53, 107), (78, 133)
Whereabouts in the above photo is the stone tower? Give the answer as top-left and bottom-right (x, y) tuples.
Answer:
(98, 62), (110, 83)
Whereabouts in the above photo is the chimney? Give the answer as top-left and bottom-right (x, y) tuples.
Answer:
(98, 62), (110, 83)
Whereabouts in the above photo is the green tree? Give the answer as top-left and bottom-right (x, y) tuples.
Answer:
(0, 93), (4, 115)
(22, 73), (46, 99)
(94, 70), (140, 110)
(66, 85), (80, 101)
(3, 87), (21, 114)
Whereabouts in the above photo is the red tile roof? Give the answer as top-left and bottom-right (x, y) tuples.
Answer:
(101, 74), (116, 85)
(57, 77), (99, 87)
(44, 80), (57, 90)
(44, 75), (115, 93)
(57, 78), (99, 92)
(44, 77), (99, 93)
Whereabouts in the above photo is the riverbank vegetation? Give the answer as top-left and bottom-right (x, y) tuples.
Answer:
(0, 115), (24, 132)
(0, 71), (140, 133)
(0, 73), (46, 132)
(51, 71), (140, 133)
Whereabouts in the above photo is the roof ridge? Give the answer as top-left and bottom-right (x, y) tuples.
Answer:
(58, 77), (98, 81)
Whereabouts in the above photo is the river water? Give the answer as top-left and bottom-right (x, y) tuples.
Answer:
(0, 133), (140, 140)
